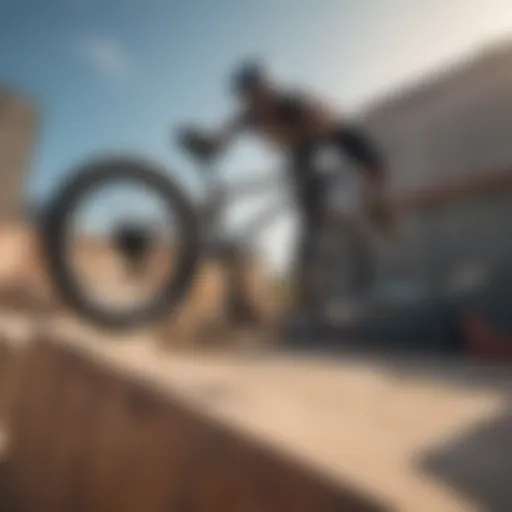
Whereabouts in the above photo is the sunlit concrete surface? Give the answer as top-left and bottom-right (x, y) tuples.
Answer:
(40, 320), (512, 512)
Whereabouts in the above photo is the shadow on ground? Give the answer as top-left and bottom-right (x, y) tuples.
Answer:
(418, 405), (512, 512)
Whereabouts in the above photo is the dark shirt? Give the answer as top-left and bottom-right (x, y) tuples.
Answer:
(235, 89), (384, 189)
(237, 90), (310, 133)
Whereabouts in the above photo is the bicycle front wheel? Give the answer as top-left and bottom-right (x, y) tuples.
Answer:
(42, 156), (200, 330)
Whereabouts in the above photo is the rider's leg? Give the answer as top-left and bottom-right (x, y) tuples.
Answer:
(326, 125), (384, 301)
(218, 243), (262, 327)
(331, 124), (396, 235)
(294, 212), (321, 313)
(292, 171), (327, 315)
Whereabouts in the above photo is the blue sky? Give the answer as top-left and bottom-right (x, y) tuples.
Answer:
(2, 0), (362, 201)
(2, 0), (512, 267)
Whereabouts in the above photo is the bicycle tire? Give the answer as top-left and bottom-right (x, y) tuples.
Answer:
(41, 156), (201, 330)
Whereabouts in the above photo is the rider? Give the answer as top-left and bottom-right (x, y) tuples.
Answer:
(193, 59), (393, 318)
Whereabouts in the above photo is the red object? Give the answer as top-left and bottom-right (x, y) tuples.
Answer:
(464, 314), (512, 361)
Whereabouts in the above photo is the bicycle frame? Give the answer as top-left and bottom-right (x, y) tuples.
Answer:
(194, 156), (365, 250)
(185, 153), (373, 305)
(195, 161), (290, 251)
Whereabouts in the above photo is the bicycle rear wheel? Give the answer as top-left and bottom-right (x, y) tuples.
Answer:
(42, 157), (200, 330)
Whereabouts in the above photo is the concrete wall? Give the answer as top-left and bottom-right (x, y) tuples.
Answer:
(0, 90), (39, 221)
(375, 192), (512, 294)
(364, 41), (512, 193)
(358, 41), (512, 292)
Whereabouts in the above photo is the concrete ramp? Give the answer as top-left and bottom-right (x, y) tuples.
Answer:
(2, 324), (512, 511)
(2, 333), (387, 512)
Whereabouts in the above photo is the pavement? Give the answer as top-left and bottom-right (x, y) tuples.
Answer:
(39, 319), (512, 512)
(0, 281), (511, 512)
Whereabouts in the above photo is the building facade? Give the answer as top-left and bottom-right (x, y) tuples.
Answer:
(364, 40), (512, 192)
(359, 40), (512, 296)
(0, 89), (39, 221)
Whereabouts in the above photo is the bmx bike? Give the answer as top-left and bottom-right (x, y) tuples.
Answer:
(41, 129), (374, 330)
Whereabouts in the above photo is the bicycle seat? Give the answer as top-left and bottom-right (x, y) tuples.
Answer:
(177, 127), (219, 162)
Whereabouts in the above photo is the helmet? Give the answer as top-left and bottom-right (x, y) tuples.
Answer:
(231, 60), (267, 95)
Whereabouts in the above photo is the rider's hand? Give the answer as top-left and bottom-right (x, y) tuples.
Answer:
(176, 126), (220, 160)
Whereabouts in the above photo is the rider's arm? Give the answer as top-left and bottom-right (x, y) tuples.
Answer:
(337, 124), (397, 233)
(336, 125), (387, 181)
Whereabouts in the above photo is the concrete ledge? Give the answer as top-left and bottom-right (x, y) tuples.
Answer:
(3, 322), (512, 511)
(3, 333), (388, 512)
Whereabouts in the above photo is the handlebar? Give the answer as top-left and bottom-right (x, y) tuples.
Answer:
(176, 126), (220, 163)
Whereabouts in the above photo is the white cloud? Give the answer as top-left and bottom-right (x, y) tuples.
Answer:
(77, 36), (132, 79)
